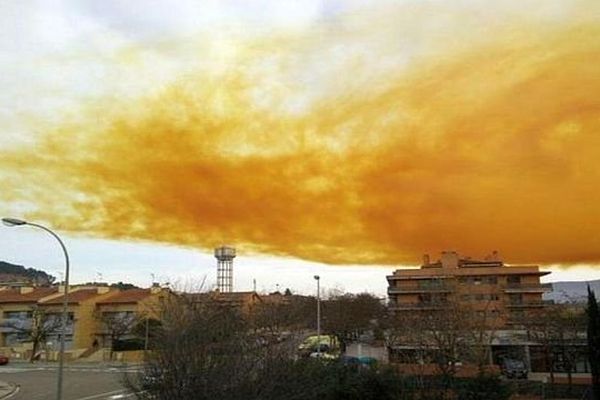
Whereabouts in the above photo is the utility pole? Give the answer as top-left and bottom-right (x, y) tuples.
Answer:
(314, 275), (321, 358)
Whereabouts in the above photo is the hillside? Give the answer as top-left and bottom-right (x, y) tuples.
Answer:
(544, 279), (600, 303)
(0, 261), (56, 285)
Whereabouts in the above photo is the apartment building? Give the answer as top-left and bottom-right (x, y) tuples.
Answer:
(387, 251), (551, 327)
(386, 251), (560, 374)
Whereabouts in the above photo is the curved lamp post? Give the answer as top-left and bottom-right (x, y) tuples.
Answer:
(313, 275), (321, 358)
(2, 218), (70, 400)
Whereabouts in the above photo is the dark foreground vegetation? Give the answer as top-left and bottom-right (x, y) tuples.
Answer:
(122, 287), (600, 399)
(126, 294), (513, 400)
(134, 359), (515, 400)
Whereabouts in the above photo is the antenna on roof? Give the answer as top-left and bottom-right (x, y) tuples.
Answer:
(253, 279), (256, 292)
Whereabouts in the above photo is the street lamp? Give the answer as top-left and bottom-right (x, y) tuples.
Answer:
(313, 275), (320, 358)
(2, 217), (70, 400)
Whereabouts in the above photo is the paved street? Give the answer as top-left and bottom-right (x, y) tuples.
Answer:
(0, 363), (138, 400)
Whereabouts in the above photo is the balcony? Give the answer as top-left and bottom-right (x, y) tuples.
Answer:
(506, 301), (546, 308)
(388, 285), (452, 294)
(390, 302), (449, 311)
(502, 283), (552, 293)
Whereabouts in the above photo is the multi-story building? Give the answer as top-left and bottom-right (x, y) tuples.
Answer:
(38, 287), (114, 351)
(0, 286), (58, 348)
(0, 284), (168, 361)
(386, 251), (557, 373)
(94, 285), (167, 349)
(387, 251), (551, 327)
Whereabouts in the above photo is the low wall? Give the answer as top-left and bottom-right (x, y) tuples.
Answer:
(392, 363), (500, 377)
(113, 350), (146, 363)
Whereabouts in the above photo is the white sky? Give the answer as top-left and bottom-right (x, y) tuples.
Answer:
(1, 0), (598, 295)
(2, 224), (599, 297)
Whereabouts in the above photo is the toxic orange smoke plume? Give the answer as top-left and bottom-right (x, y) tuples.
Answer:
(1, 1), (600, 265)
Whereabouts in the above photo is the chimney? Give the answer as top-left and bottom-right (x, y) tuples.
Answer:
(491, 250), (501, 261)
(422, 254), (430, 266)
(150, 283), (162, 294)
(441, 251), (459, 268)
(97, 286), (110, 294)
(19, 287), (34, 294)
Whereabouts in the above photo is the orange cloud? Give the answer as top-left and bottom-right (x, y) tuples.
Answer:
(1, 2), (600, 265)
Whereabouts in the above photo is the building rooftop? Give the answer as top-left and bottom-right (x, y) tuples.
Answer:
(41, 288), (107, 305)
(0, 287), (57, 303)
(187, 291), (262, 306)
(96, 289), (154, 305)
(388, 251), (550, 280)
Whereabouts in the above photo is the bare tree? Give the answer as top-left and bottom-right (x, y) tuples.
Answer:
(525, 302), (586, 392)
(129, 294), (265, 400)
(253, 300), (295, 336)
(128, 293), (408, 400)
(2, 307), (63, 362)
(322, 292), (384, 353)
(95, 310), (141, 359)
(385, 286), (501, 386)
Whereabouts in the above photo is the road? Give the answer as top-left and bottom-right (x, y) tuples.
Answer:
(0, 363), (139, 400)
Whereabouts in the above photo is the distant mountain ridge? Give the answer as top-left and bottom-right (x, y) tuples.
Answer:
(0, 261), (56, 285)
(544, 279), (600, 303)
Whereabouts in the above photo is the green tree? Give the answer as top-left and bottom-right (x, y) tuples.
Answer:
(587, 286), (600, 400)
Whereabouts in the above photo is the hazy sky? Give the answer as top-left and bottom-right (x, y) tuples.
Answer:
(1, 0), (599, 295)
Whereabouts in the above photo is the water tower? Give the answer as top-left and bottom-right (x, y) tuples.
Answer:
(215, 246), (236, 292)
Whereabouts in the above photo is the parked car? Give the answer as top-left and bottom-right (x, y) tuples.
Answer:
(339, 355), (360, 367)
(501, 359), (527, 379)
(0, 355), (9, 365)
(309, 352), (336, 360)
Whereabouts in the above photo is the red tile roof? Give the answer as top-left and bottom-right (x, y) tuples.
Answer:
(0, 287), (57, 303)
(187, 291), (262, 305)
(96, 289), (153, 305)
(41, 289), (104, 305)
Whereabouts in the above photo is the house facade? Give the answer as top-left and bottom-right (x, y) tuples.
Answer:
(0, 284), (167, 360)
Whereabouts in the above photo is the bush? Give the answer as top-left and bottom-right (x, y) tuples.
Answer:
(454, 375), (512, 400)
(113, 338), (145, 351)
(128, 296), (514, 400)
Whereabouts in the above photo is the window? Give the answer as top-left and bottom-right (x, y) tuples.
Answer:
(44, 312), (75, 334)
(460, 276), (497, 285)
(419, 293), (432, 303)
(467, 293), (500, 302)
(4, 332), (29, 345)
(485, 276), (498, 284)
(3, 311), (32, 320)
(509, 294), (523, 304)
(507, 275), (521, 284)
